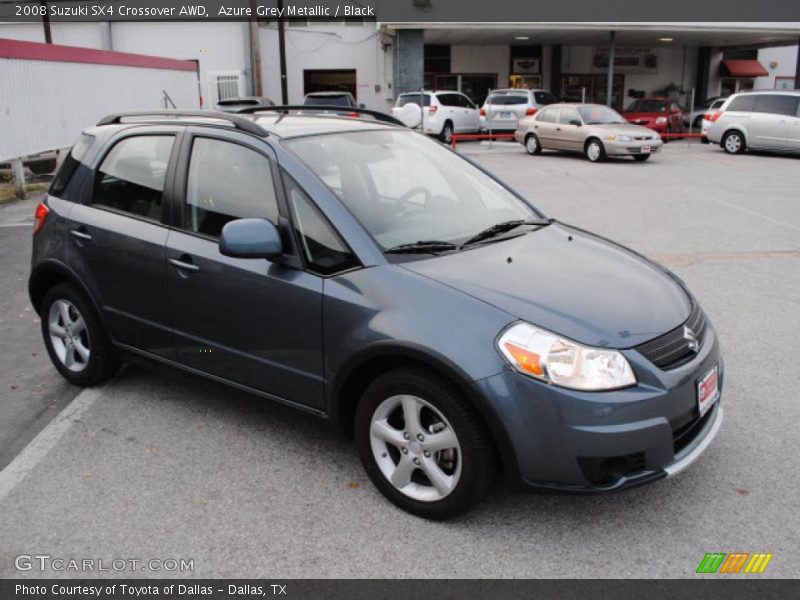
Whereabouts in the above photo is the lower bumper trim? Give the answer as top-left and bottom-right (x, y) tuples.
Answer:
(663, 405), (723, 478)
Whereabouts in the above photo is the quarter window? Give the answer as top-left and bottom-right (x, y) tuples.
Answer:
(284, 174), (359, 275)
(50, 133), (95, 201)
(185, 138), (279, 238)
(727, 95), (756, 112)
(92, 135), (174, 221)
(753, 94), (799, 117)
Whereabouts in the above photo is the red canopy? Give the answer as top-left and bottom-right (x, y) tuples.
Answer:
(721, 59), (769, 78)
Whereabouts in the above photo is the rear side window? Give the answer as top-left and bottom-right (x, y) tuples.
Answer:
(185, 138), (279, 238)
(533, 91), (558, 105)
(284, 174), (358, 276)
(753, 94), (799, 117)
(727, 95), (756, 112)
(92, 135), (174, 221)
(396, 94), (431, 107)
(49, 134), (94, 200)
(537, 107), (559, 123)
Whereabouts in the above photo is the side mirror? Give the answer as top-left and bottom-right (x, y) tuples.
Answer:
(569, 119), (582, 127)
(219, 218), (282, 260)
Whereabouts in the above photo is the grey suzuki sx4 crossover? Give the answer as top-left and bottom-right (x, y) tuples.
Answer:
(30, 109), (723, 519)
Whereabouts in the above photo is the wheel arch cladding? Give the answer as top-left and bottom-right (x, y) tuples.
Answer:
(29, 261), (99, 319)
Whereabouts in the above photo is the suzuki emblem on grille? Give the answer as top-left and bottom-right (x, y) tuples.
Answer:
(683, 326), (700, 352)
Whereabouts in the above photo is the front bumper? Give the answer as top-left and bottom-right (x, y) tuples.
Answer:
(605, 139), (663, 156)
(474, 321), (723, 492)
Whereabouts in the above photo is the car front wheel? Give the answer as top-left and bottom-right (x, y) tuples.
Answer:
(354, 367), (494, 520)
(585, 139), (606, 162)
(40, 283), (118, 386)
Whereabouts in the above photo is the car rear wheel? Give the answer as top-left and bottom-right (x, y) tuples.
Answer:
(585, 139), (606, 163)
(41, 283), (118, 386)
(439, 122), (454, 144)
(354, 367), (494, 520)
(633, 154), (651, 162)
(722, 130), (745, 154)
(524, 133), (541, 155)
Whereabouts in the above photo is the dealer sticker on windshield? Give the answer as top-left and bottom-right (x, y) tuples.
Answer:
(698, 365), (720, 417)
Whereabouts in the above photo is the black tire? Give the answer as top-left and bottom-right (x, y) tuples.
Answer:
(584, 138), (606, 163)
(633, 154), (651, 162)
(40, 283), (119, 386)
(524, 133), (542, 155)
(439, 121), (454, 144)
(354, 366), (495, 520)
(722, 130), (746, 154)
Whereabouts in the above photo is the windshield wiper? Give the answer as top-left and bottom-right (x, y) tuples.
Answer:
(384, 240), (460, 254)
(462, 219), (551, 247)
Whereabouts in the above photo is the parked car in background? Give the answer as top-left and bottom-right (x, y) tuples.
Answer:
(480, 89), (558, 131)
(303, 91), (360, 108)
(622, 97), (684, 136)
(31, 108), (722, 519)
(699, 98), (726, 142)
(684, 96), (723, 130)
(707, 90), (800, 155)
(514, 103), (663, 162)
(216, 97), (275, 112)
(392, 91), (481, 143)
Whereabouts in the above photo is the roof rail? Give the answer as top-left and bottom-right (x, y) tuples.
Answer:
(96, 109), (268, 136)
(234, 105), (405, 127)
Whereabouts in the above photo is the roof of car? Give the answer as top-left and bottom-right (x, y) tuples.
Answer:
(251, 113), (396, 138)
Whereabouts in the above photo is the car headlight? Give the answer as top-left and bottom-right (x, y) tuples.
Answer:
(655, 117), (667, 125)
(497, 322), (636, 391)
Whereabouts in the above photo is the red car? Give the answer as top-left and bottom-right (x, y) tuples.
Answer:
(622, 97), (684, 136)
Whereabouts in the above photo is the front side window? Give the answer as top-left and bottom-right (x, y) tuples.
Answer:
(284, 174), (359, 275)
(92, 135), (174, 221)
(578, 106), (626, 125)
(185, 138), (279, 238)
(287, 129), (540, 250)
(559, 107), (581, 124)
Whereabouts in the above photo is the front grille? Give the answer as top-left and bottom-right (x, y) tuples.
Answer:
(635, 303), (707, 370)
(673, 406), (714, 454)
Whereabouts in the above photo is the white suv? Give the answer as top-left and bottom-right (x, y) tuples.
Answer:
(392, 91), (481, 143)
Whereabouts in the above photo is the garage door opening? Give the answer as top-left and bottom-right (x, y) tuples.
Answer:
(303, 69), (357, 100)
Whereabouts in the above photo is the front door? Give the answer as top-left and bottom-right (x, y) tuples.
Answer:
(556, 106), (584, 152)
(165, 131), (325, 409)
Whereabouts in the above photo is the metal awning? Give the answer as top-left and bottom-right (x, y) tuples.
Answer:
(720, 59), (770, 77)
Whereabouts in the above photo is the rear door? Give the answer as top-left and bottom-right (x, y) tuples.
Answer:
(786, 96), (800, 152)
(457, 93), (481, 131)
(750, 94), (794, 150)
(66, 128), (180, 357)
(164, 128), (325, 408)
(533, 106), (561, 149)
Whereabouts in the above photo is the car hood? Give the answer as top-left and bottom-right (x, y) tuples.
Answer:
(623, 111), (665, 121)
(587, 123), (660, 137)
(400, 223), (691, 348)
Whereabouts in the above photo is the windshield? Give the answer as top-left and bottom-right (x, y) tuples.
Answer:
(626, 99), (667, 113)
(305, 94), (353, 107)
(578, 105), (627, 125)
(487, 94), (528, 105)
(287, 130), (540, 250)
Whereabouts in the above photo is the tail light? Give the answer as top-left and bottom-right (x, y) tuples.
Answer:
(480, 108), (486, 116)
(709, 110), (724, 122)
(525, 108), (538, 116)
(33, 201), (49, 235)
(702, 113), (712, 121)
(346, 112), (359, 118)
(426, 105), (438, 115)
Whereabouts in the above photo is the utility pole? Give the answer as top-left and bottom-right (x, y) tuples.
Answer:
(277, 0), (288, 104)
(606, 30), (616, 107)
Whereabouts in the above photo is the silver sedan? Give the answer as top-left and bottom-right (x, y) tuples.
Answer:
(514, 103), (663, 162)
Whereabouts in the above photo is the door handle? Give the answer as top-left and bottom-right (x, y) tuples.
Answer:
(169, 257), (200, 273)
(556, 127), (562, 131)
(69, 229), (92, 242)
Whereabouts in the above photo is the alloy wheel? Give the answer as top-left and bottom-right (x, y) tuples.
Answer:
(48, 299), (90, 372)
(369, 394), (462, 502)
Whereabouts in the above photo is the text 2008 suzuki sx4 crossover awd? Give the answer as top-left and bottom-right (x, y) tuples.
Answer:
(29, 109), (723, 519)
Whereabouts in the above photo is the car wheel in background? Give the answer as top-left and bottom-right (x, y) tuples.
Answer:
(354, 367), (494, 520)
(722, 130), (746, 154)
(585, 139), (606, 163)
(524, 133), (541, 155)
(40, 283), (119, 386)
(633, 154), (651, 162)
(439, 122), (454, 144)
